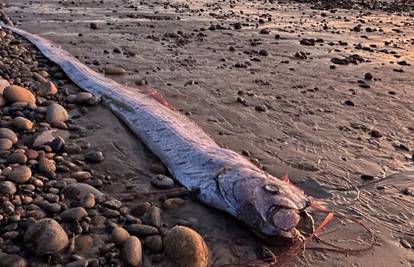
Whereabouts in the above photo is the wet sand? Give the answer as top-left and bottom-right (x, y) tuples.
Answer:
(2, 0), (414, 266)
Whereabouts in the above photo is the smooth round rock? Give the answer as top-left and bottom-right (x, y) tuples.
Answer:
(71, 171), (92, 182)
(0, 79), (10, 93)
(62, 183), (104, 206)
(38, 157), (56, 174)
(38, 81), (58, 96)
(23, 218), (69, 255)
(144, 235), (163, 252)
(85, 151), (104, 163)
(0, 128), (18, 144)
(0, 181), (17, 195)
(126, 224), (158, 237)
(142, 206), (162, 228)
(112, 227), (130, 245)
(46, 103), (69, 123)
(122, 236), (142, 267)
(151, 174), (175, 189)
(0, 253), (27, 267)
(8, 166), (32, 184)
(75, 92), (93, 104)
(104, 66), (127, 75)
(60, 207), (88, 222)
(12, 117), (33, 131)
(82, 193), (96, 208)
(3, 85), (36, 104)
(7, 152), (28, 164)
(0, 138), (13, 150)
(164, 226), (208, 267)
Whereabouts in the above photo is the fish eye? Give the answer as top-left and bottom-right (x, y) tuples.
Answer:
(263, 184), (279, 194)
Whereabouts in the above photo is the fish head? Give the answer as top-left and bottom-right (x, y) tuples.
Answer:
(228, 168), (312, 242)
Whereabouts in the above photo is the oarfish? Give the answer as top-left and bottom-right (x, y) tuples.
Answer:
(1, 22), (312, 241)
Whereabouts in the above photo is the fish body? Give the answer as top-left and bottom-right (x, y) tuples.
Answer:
(2, 23), (310, 240)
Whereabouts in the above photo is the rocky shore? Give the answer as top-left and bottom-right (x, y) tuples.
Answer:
(0, 28), (209, 267)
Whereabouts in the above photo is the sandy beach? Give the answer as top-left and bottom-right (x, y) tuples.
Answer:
(0, 0), (414, 266)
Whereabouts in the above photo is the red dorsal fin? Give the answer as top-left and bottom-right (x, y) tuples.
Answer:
(281, 173), (289, 183)
(144, 89), (176, 111)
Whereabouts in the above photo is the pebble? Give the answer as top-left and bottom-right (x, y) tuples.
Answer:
(135, 79), (146, 86)
(12, 117), (33, 131)
(151, 174), (175, 189)
(102, 208), (121, 218)
(126, 224), (159, 237)
(131, 202), (152, 217)
(401, 239), (411, 249)
(364, 72), (373, 80)
(0, 79), (10, 93)
(370, 129), (382, 138)
(38, 81), (58, 96)
(0, 253), (27, 267)
(144, 235), (163, 252)
(3, 85), (36, 104)
(71, 171), (92, 181)
(255, 104), (267, 112)
(259, 28), (270, 34)
(23, 218), (69, 255)
(104, 199), (122, 210)
(31, 130), (58, 148)
(82, 193), (96, 208)
(8, 166), (32, 183)
(259, 49), (268, 56)
(104, 66), (127, 75)
(0, 181), (17, 195)
(75, 92), (93, 104)
(0, 138), (13, 150)
(60, 207), (88, 222)
(51, 136), (65, 152)
(163, 198), (185, 210)
(8, 152), (27, 164)
(142, 206), (162, 228)
(112, 227), (130, 245)
(164, 226), (209, 267)
(90, 22), (98, 30)
(0, 128), (18, 144)
(38, 157), (56, 175)
(361, 174), (374, 181)
(122, 236), (142, 267)
(344, 100), (355, 106)
(62, 183), (104, 207)
(85, 151), (104, 163)
(46, 103), (69, 123)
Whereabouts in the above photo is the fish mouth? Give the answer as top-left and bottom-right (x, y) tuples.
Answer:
(265, 202), (314, 241)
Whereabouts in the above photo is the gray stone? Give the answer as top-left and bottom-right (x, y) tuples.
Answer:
(23, 218), (69, 255)
(46, 103), (69, 123)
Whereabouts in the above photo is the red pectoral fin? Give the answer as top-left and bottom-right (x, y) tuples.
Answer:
(281, 173), (289, 183)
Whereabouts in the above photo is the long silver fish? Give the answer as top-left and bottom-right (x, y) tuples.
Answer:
(1, 22), (312, 241)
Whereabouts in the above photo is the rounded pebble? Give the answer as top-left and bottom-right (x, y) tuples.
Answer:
(164, 226), (208, 267)
(46, 103), (69, 123)
(23, 218), (69, 255)
(3, 85), (36, 104)
(8, 166), (32, 184)
(122, 236), (142, 267)
(112, 227), (130, 245)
